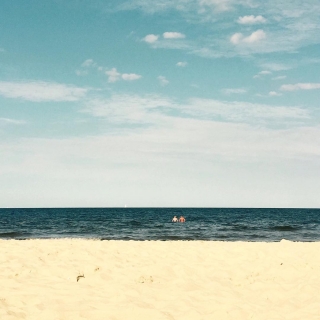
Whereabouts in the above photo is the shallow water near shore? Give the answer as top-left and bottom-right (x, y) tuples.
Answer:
(0, 208), (319, 241)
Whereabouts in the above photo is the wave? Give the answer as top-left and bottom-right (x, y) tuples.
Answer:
(0, 231), (32, 239)
(271, 226), (300, 231)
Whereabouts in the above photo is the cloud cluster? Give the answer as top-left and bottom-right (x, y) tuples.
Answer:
(105, 68), (142, 83)
(0, 81), (87, 102)
(237, 15), (266, 24)
(76, 60), (142, 83)
(143, 32), (186, 43)
(231, 30), (266, 45)
(126, 0), (320, 57)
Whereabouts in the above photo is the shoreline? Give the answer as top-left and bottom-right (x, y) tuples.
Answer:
(1, 237), (320, 242)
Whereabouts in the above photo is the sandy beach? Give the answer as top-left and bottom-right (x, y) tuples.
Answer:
(1, 240), (320, 319)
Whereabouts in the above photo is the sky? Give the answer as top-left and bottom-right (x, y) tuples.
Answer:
(0, 0), (320, 208)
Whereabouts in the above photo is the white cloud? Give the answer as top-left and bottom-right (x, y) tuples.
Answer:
(84, 93), (309, 127)
(75, 69), (88, 76)
(76, 59), (98, 76)
(121, 73), (142, 81)
(176, 61), (187, 67)
(119, 0), (237, 14)
(158, 76), (169, 86)
(231, 30), (266, 45)
(230, 33), (243, 45)
(105, 68), (121, 83)
(83, 94), (172, 123)
(4, 122), (320, 208)
(222, 88), (247, 94)
(143, 34), (159, 43)
(237, 15), (266, 24)
(272, 76), (287, 80)
(280, 83), (320, 91)
(163, 32), (186, 39)
(259, 70), (271, 75)
(106, 68), (142, 82)
(0, 81), (87, 102)
(0, 118), (26, 125)
(243, 29), (266, 43)
(180, 98), (309, 123)
(269, 91), (282, 96)
(121, 0), (320, 57)
(253, 70), (272, 78)
(3, 92), (318, 207)
(198, 0), (234, 12)
(81, 59), (96, 68)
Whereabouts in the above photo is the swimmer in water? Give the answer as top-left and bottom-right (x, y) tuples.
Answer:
(172, 216), (178, 222)
(179, 216), (186, 223)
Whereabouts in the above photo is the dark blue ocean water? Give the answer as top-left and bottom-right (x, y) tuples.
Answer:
(0, 208), (319, 241)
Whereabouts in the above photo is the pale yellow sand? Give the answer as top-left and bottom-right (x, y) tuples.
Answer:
(1, 240), (320, 320)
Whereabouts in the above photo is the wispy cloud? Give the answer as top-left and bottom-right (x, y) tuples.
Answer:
(222, 88), (247, 94)
(76, 59), (98, 76)
(0, 118), (26, 125)
(81, 59), (96, 68)
(237, 15), (266, 24)
(0, 81), (87, 102)
(280, 83), (320, 91)
(253, 70), (272, 79)
(118, 0), (239, 15)
(272, 75), (287, 80)
(259, 70), (272, 75)
(158, 76), (169, 86)
(83, 94), (172, 124)
(269, 91), (282, 96)
(176, 61), (187, 67)
(84, 93), (310, 128)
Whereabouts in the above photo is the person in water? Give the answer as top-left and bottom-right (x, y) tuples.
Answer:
(172, 216), (178, 222)
(179, 216), (186, 223)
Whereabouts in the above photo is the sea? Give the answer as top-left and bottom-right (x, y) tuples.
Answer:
(0, 208), (319, 241)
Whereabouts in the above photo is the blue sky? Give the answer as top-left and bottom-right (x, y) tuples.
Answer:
(0, 0), (320, 207)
